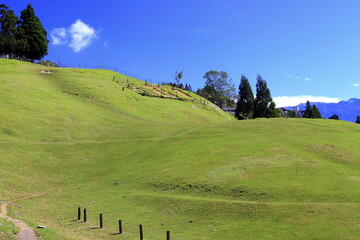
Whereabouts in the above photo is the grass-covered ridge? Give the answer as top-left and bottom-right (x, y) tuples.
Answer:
(0, 59), (359, 239)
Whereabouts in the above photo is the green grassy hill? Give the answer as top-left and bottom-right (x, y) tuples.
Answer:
(0, 59), (359, 239)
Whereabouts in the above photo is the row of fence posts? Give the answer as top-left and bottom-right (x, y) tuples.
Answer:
(77, 207), (171, 239)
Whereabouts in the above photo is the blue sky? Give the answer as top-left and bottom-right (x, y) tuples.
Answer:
(3, 0), (360, 106)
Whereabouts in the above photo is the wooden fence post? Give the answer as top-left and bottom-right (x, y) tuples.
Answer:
(77, 207), (81, 220)
(139, 224), (143, 240)
(119, 220), (122, 234)
(84, 209), (87, 222)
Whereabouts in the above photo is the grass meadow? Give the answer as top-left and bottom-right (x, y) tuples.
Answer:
(0, 59), (359, 239)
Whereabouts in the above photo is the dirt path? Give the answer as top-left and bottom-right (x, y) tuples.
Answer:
(0, 203), (37, 240)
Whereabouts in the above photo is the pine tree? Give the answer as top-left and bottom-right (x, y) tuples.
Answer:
(329, 114), (339, 120)
(0, 4), (18, 56)
(253, 74), (276, 118)
(303, 101), (322, 118)
(16, 4), (48, 60)
(356, 116), (360, 124)
(312, 104), (322, 118)
(303, 101), (314, 118)
(188, 84), (193, 92)
(235, 75), (254, 120)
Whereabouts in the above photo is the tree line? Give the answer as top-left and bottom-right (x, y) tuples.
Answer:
(194, 70), (360, 123)
(235, 74), (278, 119)
(195, 71), (279, 119)
(0, 3), (48, 60)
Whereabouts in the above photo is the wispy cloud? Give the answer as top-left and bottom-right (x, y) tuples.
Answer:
(51, 28), (67, 45)
(284, 73), (312, 82)
(352, 83), (359, 87)
(51, 19), (98, 53)
(273, 95), (341, 108)
(103, 40), (109, 49)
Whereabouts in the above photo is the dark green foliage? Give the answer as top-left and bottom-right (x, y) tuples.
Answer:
(235, 75), (254, 120)
(312, 105), (322, 118)
(356, 116), (360, 124)
(184, 83), (193, 92)
(37, 59), (58, 67)
(269, 101), (280, 117)
(303, 101), (313, 118)
(287, 110), (298, 118)
(328, 114), (339, 120)
(197, 70), (236, 109)
(16, 4), (48, 60)
(253, 75), (276, 118)
(303, 101), (322, 118)
(161, 81), (191, 91)
(0, 4), (18, 56)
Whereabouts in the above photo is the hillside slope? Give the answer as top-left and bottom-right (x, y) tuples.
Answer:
(0, 59), (359, 240)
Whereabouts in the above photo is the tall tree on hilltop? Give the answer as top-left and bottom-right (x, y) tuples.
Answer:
(16, 4), (48, 60)
(174, 70), (183, 87)
(253, 74), (276, 118)
(197, 70), (236, 109)
(235, 75), (254, 120)
(0, 4), (18, 56)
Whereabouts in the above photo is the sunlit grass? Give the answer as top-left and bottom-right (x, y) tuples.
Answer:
(0, 59), (359, 239)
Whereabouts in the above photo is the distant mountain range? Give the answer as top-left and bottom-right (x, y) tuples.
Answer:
(293, 98), (360, 122)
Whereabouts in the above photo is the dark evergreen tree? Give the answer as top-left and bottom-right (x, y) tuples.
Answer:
(197, 70), (236, 109)
(235, 75), (254, 120)
(253, 74), (276, 118)
(188, 84), (193, 92)
(16, 4), (48, 60)
(0, 4), (18, 56)
(303, 101), (314, 118)
(356, 116), (360, 124)
(312, 104), (322, 118)
(328, 114), (339, 120)
(303, 101), (322, 118)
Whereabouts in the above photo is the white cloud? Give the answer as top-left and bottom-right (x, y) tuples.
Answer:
(50, 19), (98, 53)
(69, 20), (97, 52)
(352, 83), (359, 87)
(273, 95), (341, 108)
(51, 28), (67, 45)
(304, 77), (311, 81)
